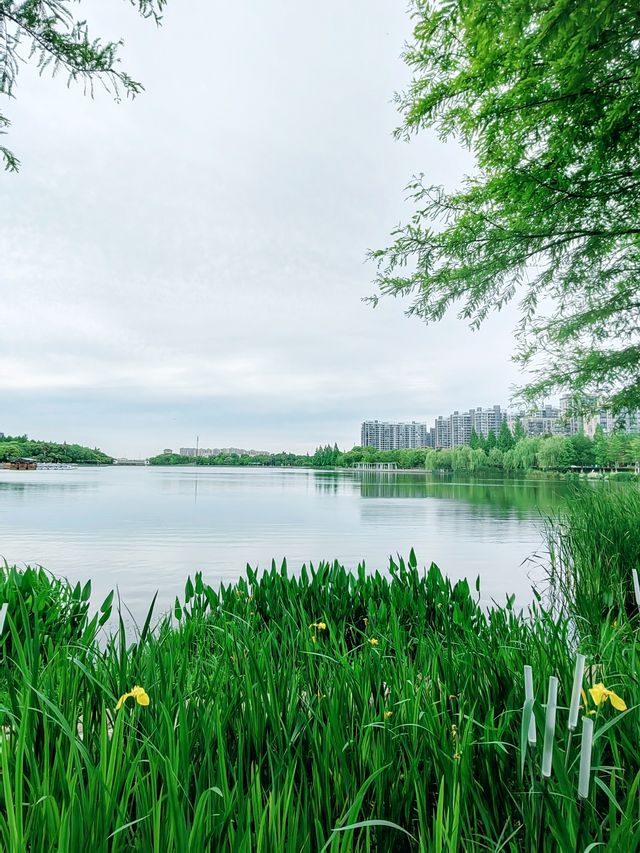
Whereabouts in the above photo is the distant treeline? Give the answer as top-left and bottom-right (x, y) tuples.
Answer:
(149, 445), (431, 469)
(0, 435), (113, 465)
(151, 426), (640, 473)
(426, 428), (640, 472)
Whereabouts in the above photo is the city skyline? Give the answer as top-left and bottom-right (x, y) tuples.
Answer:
(8, 387), (640, 460)
(361, 396), (640, 452)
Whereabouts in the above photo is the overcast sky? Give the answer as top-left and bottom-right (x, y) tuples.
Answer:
(0, 1), (523, 456)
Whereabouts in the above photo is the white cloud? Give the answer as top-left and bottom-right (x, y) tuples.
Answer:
(0, 0), (522, 455)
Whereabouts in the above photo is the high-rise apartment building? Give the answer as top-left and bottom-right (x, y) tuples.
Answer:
(449, 411), (472, 447)
(433, 416), (450, 449)
(583, 408), (640, 437)
(508, 404), (562, 438)
(361, 404), (506, 450)
(446, 405), (506, 447)
(469, 405), (506, 439)
(559, 394), (597, 435)
(360, 421), (433, 451)
(362, 397), (640, 452)
(559, 394), (640, 437)
(508, 412), (562, 437)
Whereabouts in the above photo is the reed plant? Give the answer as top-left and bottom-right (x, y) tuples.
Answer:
(0, 547), (638, 850)
(545, 485), (640, 631)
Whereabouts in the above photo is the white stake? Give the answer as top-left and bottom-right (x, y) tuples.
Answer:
(568, 654), (586, 732)
(578, 717), (594, 799)
(0, 602), (7, 635)
(524, 664), (537, 744)
(542, 676), (558, 778)
(632, 569), (640, 610)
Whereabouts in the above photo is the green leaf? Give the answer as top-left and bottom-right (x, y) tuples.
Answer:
(328, 819), (416, 843)
(184, 576), (194, 603)
(520, 697), (534, 781)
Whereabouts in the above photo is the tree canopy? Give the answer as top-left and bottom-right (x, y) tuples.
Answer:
(0, 434), (112, 464)
(0, 0), (166, 170)
(372, 0), (640, 413)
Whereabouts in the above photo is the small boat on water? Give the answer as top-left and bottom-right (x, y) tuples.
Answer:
(34, 463), (79, 470)
(3, 457), (38, 470)
(1, 459), (79, 471)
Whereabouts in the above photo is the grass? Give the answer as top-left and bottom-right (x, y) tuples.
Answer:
(545, 485), (640, 628)
(0, 487), (639, 850)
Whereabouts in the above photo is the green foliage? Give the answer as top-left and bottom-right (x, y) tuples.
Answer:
(425, 430), (640, 474)
(0, 434), (112, 464)
(497, 421), (514, 452)
(0, 564), (101, 661)
(150, 447), (433, 470)
(545, 486), (640, 627)
(0, 0), (166, 170)
(593, 426), (609, 467)
(536, 436), (575, 471)
(505, 438), (541, 471)
(312, 443), (342, 467)
(487, 447), (504, 468)
(373, 0), (640, 412)
(451, 445), (487, 472)
(513, 419), (526, 443)
(570, 434), (596, 467)
(0, 542), (639, 849)
(152, 432), (640, 475)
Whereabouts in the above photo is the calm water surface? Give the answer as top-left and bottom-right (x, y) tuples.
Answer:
(0, 466), (572, 618)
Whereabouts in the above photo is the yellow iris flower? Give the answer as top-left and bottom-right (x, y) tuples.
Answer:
(368, 638), (379, 646)
(588, 682), (627, 711)
(309, 622), (327, 630)
(384, 710), (393, 719)
(115, 685), (150, 711)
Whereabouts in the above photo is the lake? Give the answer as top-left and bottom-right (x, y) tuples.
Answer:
(0, 465), (573, 619)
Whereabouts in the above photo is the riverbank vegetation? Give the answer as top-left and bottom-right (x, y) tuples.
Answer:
(0, 434), (113, 465)
(150, 427), (640, 475)
(425, 430), (640, 474)
(0, 485), (639, 849)
(150, 445), (432, 469)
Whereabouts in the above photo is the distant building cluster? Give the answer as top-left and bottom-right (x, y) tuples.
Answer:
(360, 421), (432, 451)
(361, 396), (640, 451)
(509, 395), (640, 439)
(361, 405), (506, 450)
(507, 403), (562, 438)
(175, 447), (268, 457)
(433, 405), (506, 449)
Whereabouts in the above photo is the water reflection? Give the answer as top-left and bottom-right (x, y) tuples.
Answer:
(0, 466), (578, 619)
(0, 480), (96, 494)
(352, 472), (567, 519)
(313, 477), (340, 494)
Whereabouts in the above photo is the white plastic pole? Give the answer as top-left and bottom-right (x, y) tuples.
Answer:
(578, 717), (594, 799)
(524, 664), (537, 744)
(632, 569), (640, 609)
(568, 654), (586, 732)
(542, 676), (558, 778)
